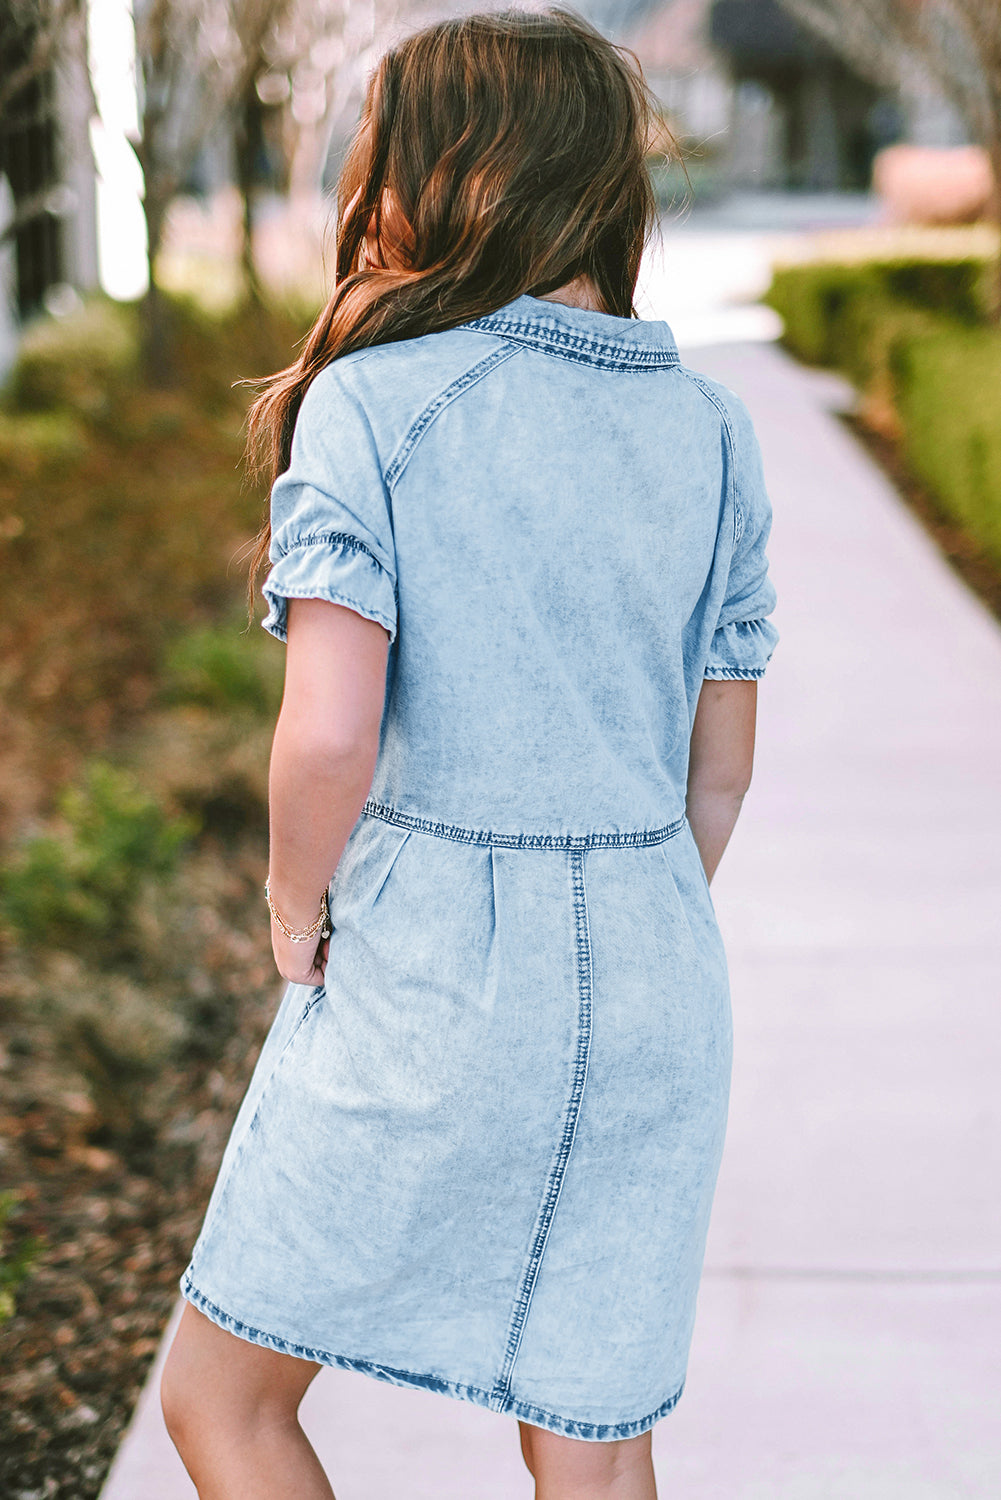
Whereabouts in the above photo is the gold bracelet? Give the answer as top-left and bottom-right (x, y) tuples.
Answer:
(264, 878), (332, 943)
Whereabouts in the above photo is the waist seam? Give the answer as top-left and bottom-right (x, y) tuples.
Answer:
(361, 798), (687, 849)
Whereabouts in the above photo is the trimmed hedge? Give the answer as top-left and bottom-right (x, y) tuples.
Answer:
(764, 258), (1001, 569)
(894, 326), (1001, 566)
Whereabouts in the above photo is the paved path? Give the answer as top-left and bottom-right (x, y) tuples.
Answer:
(102, 254), (1001, 1497)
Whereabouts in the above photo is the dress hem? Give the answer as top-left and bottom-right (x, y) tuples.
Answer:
(178, 1271), (686, 1442)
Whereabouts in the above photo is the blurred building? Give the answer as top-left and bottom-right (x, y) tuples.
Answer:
(0, 18), (98, 377)
(628, 0), (966, 197)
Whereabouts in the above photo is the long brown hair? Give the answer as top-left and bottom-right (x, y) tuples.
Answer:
(245, 5), (680, 615)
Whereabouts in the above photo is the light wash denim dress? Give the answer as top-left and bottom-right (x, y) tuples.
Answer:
(179, 293), (779, 1441)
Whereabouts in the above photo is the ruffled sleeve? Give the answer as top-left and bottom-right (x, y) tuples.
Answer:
(704, 394), (779, 680)
(261, 364), (398, 645)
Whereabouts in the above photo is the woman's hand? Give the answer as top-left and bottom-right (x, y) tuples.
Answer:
(270, 919), (330, 987)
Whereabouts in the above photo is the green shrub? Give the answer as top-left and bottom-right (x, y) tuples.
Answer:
(765, 263), (879, 367)
(0, 408), (88, 467)
(894, 327), (1001, 567)
(764, 256), (991, 370)
(4, 297), (138, 414)
(160, 622), (284, 715)
(764, 257), (1001, 571)
(878, 258), (986, 321)
(0, 1190), (43, 1325)
(0, 760), (197, 952)
(837, 292), (942, 396)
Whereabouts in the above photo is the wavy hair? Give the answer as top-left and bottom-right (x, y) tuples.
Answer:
(245, 5), (680, 614)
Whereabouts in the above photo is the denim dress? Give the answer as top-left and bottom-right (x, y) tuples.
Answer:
(179, 293), (779, 1441)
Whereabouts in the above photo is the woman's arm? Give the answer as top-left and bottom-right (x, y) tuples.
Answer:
(266, 597), (391, 985)
(685, 679), (758, 885)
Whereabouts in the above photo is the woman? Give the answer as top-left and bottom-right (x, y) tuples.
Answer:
(160, 8), (779, 1497)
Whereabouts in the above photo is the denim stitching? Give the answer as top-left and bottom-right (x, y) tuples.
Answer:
(675, 367), (744, 548)
(704, 665), (767, 680)
(179, 1273), (684, 1440)
(385, 344), (519, 491)
(505, 1381), (685, 1439)
(271, 529), (388, 570)
(462, 318), (679, 370)
(181, 1275), (494, 1401)
(490, 847), (593, 1410)
(264, 533), (398, 640)
(361, 798), (686, 849)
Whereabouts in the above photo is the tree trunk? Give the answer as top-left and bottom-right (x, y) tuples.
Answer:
(235, 88), (264, 307)
(989, 135), (1001, 327)
(140, 195), (175, 388)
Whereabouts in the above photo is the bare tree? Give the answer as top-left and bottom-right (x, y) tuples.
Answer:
(0, 0), (94, 252)
(132, 0), (299, 376)
(133, 0), (438, 368)
(224, 0), (406, 314)
(228, 0), (304, 306)
(0, 0), (86, 117)
(227, 0), (460, 308)
(0, 0), (287, 338)
(5, 0), (499, 372)
(265, 0), (452, 209)
(777, 0), (1001, 318)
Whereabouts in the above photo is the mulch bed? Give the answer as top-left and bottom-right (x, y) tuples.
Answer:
(0, 850), (279, 1500)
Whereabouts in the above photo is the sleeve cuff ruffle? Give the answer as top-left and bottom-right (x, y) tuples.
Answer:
(261, 535), (398, 645)
(704, 617), (779, 680)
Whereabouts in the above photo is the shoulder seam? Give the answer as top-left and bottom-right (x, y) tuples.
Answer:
(384, 343), (521, 491)
(675, 367), (743, 547)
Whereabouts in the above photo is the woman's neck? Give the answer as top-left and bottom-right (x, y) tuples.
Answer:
(536, 274), (606, 312)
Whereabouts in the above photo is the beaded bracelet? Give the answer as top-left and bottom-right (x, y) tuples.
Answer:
(265, 878), (332, 943)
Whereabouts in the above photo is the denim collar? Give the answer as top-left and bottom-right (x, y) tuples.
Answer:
(462, 293), (679, 370)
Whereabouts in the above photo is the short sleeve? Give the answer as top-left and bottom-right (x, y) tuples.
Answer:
(704, 396), (779, 680)
(261, 364), (398, 645)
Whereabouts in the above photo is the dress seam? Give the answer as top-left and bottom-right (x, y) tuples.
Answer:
(674, 366), (743, 547)
(490, 847), (594, 1409)
(361, 798), (687, 849)
(384, 344), (520, 492)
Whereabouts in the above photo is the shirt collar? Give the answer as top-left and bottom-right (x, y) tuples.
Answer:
(462, 293), (679, 369)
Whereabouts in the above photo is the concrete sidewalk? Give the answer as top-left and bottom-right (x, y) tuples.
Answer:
(101, 327), (1001, 1496)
